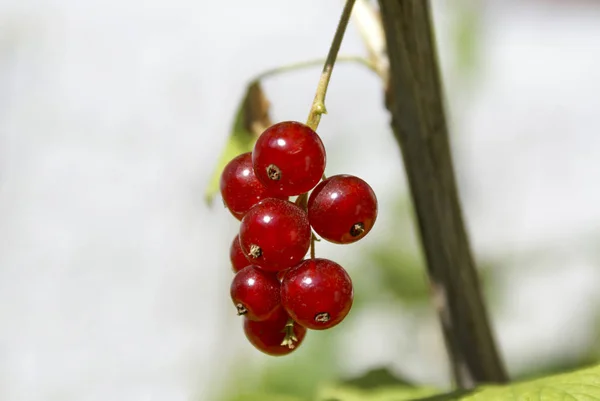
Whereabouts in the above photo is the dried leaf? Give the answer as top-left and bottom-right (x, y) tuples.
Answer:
(204, 81), (272, 205)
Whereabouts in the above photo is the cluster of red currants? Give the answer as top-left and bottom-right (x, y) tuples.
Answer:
(220, 121), (378, 356)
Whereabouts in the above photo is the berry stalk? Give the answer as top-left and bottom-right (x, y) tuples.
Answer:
(280, 318), (299, 349)
(310, 234), (319, 259)
(305, 0), (357, 131)
(303, 1), (357, 258)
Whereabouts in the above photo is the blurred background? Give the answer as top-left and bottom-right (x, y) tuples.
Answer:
(1, 0), (600, 400)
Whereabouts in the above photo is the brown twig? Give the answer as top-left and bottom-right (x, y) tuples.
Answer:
(377, 0), (508, 388)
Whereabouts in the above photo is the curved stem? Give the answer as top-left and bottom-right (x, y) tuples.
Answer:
(252, 55), (376, 83)
(306, 0), (357, 131)
(352, 0), (389, 80)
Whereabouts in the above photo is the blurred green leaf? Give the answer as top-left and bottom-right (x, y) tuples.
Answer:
(352, 201), (496, 309)
(347, 195), (431, 306)
(258, 330), (340, 397)
(227, 394), (305, 401)
(204, 81), (271, 204)
(316, 384), (439, 401)
(340, 367), (412, 389)
(316, 364), (600, 401)
(367, 248), (429, 305)
(220, 330), (340, 401)
(452, 2), (480, 77)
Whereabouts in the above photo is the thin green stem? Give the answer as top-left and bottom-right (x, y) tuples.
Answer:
(306, 0), (357, 131)
(252, 55), (375, 83)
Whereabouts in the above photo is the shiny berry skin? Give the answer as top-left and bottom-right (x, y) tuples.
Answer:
(307, 174), (378, 244)
(230, 265), (281, 321)
(220, 152), (282, 220)
(243, 307), (307, 356)
(281, 258), (353, 330)
(252, 121), (326, 196)
(239, 198), (311, 272)
(230, 234), (250, 273)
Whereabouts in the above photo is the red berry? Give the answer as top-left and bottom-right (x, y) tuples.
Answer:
(243, 307), (307, 356)
(281, 258), (353, 330)
(307, 174), (378, 244)
(252, 121), (326, 196)
(230, 234), (250, 273)
(230, 265), (281, 321)
(239, 198), (311, 272)
(220, 152), (282, 220)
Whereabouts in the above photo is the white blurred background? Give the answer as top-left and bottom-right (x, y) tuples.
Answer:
(1, 0), (600, 400)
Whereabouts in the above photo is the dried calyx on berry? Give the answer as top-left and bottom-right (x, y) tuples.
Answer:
(281, 258), (354, 330)
(243, 307), (307, 356)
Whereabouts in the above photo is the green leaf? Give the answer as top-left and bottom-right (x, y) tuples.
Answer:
(315, 364), (600, 401)
(204, 81), (272, 205)
(459, 363), (600, 401)
(316, 383), (439, 401)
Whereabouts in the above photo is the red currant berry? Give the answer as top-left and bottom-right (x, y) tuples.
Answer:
(252, 121), (326, 196)
(230, 265), (281, 321)
(307, 174), (378, 244)
(239, 198), (311, 272)
(230, 234), (250, 273)
(281, 258), (353, 330)
(220, 152), (282, 220)
(243, 307), (307, 356)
